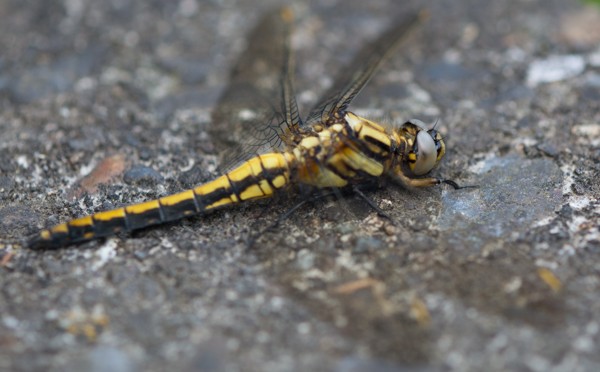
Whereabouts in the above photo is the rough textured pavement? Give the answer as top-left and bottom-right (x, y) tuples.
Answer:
(1, 0), (599, 371)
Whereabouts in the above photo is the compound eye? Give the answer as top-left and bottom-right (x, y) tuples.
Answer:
(413, 130), (437, 175)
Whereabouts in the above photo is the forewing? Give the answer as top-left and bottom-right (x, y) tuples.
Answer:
(210, 8), (302, 171)
(306, 10), (426, 125)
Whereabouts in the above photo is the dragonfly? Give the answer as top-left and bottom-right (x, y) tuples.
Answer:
(28, 8), (470, 249)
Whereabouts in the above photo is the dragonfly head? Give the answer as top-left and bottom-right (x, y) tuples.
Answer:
(397, 119), (446, 176)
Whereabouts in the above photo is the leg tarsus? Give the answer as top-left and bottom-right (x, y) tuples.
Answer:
(441, 179), (479, 190)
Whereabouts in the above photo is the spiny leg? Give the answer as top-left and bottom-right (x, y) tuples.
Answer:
(245, 194), (287, 245)
(246, 191), (336, 249)
(328, 184), (356, 219)
(351, 186), (395, 222)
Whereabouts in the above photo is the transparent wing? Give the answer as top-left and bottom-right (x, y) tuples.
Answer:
(305, 10), (426, 126)
(280, 8), (303, 134)
(210, 7), (302, 171)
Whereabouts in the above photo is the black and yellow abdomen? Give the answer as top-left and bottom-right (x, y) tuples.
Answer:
(28, 153), (293, 249)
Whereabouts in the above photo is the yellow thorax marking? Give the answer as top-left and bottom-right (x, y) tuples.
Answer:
(330, 123), (345, 133)
(345, 112), (386, 132)
(341, 147), (384, 176)
(262, 153), (288, 169)
(359, 123), (391, 147)
(299, 136), (320, 149)
(306, 168), (347, 187)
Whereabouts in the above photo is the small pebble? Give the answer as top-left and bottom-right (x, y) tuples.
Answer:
(123, 165), (163, 186)
(526, 54), (585, 86)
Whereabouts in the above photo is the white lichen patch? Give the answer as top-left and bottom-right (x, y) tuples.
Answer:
(559, 167), (595, 215)
(558, 163), (599, 253)
(532, 216), (555, 228)
(560, 163), (576, 196)
(572, 123), (600, 146)
(510, 136), (538, 148)
(77, 156), (99, 178)
(526, 54), (586, 87)
(91, 239), (118, 271)
(569, 196), (591, 211)
(467, 152), (501, 174)
(16, 155), (29, 168)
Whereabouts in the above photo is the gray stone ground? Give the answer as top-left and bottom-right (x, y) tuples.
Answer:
(1, 0), (599, 371)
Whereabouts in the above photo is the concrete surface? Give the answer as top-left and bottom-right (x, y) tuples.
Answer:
(1, 0), (599, 371)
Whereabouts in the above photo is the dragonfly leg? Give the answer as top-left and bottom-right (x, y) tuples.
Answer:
(246, 191), (335, 249)
(351, 186), (394, 222)
(391, 170), (477, 190)
(441, 179), (479, 190)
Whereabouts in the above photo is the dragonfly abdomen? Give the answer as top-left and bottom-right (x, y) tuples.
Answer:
(28, 153), (293, 249)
